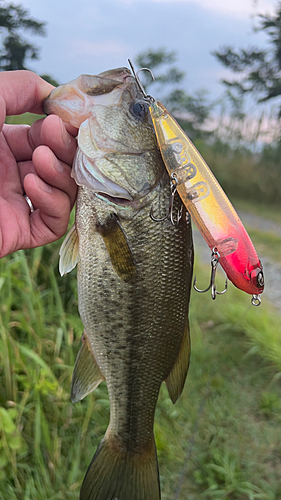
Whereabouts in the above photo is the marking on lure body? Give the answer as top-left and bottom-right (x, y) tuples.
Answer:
(186, 181), (210, 202)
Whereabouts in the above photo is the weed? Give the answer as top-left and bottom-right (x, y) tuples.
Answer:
(1, 114), (281, 499)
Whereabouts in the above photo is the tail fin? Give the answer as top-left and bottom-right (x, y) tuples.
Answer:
(80, 434), (160, 500)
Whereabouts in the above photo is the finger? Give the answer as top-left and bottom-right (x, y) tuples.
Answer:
(17, 160), (36, 192)
(64, 122), (78, 137)
(24, 173), (72, 246)
(0, 195), (31, 258)
(3, 116), (78, 165)
(32, 145), (77, 208)
(2, 123), (33, 162)
(0, 71), (53, 116)
(29, 114), (77, 165)
(0, 132), (21, 195)
(0, 95), (6, 130)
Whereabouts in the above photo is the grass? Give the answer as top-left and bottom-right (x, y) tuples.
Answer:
(232, 198), (281, 227)
(5, 113), (44, 126)
(246, 229), (281, 266)
(0, 240), (281, 500)
(1, 112), (281, 499)
(158, 270), (281, 500)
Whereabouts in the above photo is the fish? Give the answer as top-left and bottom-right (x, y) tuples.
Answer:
(44, 67), (194, 500)
(149, 100), (264, 302)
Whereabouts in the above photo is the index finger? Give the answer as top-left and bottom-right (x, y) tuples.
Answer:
(0, 70), (54, 118)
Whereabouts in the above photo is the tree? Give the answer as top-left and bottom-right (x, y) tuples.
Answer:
(135, 48), (211, 139)
(213, 3), (281, 115)
(0, 3), (46, 70)
(136, 48), (185, 87)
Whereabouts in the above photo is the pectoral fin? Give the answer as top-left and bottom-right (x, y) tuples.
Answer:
(71, 332), (104, 403)
(96, 214), (136, 281)
(59, 224), (80, 276)
(165, 320), (191, 404)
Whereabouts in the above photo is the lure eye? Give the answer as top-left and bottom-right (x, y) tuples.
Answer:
(257, 271), (264, 287)
(130, 101), (148, 121)
(250, 268), (264, 289)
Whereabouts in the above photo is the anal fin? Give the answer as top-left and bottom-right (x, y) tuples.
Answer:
(71, 332), (104, 403)
(165, 320), (191, 404)
(59, 224), (80, 276)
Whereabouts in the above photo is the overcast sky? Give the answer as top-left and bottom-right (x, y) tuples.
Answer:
(20, 0), (277, 102)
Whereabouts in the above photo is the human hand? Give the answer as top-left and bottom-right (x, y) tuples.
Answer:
(0, 70), (78, 259)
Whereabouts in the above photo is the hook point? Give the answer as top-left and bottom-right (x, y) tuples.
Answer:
(193, 248), (227, 300)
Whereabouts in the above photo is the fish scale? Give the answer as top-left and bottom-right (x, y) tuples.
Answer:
(76, 182), (193, 454)
(44, 67), (194, 500)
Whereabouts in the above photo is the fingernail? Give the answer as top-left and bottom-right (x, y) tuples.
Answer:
(54, 159), (64, 173)
(36, 175), (52, 193)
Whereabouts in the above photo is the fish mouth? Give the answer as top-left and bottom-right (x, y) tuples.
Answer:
(72, 148), (134, 200)
(96, 192), (133, 206)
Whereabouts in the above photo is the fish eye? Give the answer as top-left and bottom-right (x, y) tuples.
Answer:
(130, 101), (148, 121)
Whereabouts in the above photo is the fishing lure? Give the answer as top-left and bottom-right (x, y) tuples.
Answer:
(128, 61), (264, 306)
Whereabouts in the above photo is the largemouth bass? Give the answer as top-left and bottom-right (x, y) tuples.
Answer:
(44, 67), (194, 500)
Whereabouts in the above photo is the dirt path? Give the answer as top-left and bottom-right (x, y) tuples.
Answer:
(239, 210), (281, 237)
(193, 210), (281, 309)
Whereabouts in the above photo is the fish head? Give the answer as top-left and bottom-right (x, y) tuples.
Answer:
(45, 67), (165, 205)
(43, 68), (133, 128)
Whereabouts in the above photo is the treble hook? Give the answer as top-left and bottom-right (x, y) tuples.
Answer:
(150, 172), (183, 226)
(128, 59), (155, 101)
(193, 247), (228, 300)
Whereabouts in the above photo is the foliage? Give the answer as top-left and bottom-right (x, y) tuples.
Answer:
(165, 88), (210, 127)
(5, 113), (44, 125)
(247, 228), (281, 266)
(136, 48), (211, 139)
(135, 49), (281, 207)
(0, 2), (46, 71)
(1, 82), (281, 499)
(197, 450), (267, 499)
(213, 3), (281, 116)
(136, 47), (185, 86)
(0, 204), (281, 498)
(196, 136), (281, 206)
(0, 237), (91, 499)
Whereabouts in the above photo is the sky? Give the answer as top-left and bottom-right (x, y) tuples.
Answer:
(18, 0), (278, 102)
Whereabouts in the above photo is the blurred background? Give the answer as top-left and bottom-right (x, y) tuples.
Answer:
(1, 1), (281, 499)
